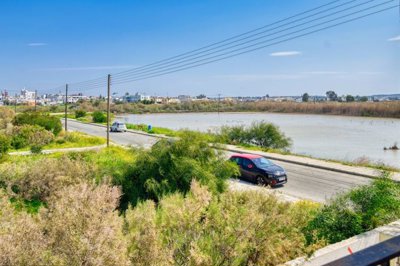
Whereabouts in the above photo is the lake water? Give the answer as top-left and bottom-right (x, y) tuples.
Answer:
(118, 112), (400, 168)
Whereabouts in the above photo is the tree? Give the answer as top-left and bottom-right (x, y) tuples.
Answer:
(326, 91), (338, 101)
(196, 94), (207, 99)
(346, 95), (355, 102)
(302, 93), (310, 102)
(359, 96), (368, 102)
(116, 131), (239, 208)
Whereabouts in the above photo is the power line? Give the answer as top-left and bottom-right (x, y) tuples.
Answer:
(113, 0), (363, 79)
(42, 0), (397, 93)
(113, 0), (382, 82)
(111, 1), (397, 84)
(42, 0), (350, 92)
(112, 0), (345, 78)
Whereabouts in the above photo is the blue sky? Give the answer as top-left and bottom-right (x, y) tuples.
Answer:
(0, 0), (399, 96)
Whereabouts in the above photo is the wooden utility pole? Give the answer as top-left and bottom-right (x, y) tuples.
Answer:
(34, 90), (37, 111)
(14, 93), (17, 113)
(65, 84), (68, 131)
(107, 74), (111, 147)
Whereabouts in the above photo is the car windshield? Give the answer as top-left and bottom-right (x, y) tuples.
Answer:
(252, 157), (273, 168)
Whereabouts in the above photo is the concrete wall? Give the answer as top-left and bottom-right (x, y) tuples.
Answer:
(285, 220), (400, 266)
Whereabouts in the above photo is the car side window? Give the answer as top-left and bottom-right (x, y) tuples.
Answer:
(242, 159), (254, 170)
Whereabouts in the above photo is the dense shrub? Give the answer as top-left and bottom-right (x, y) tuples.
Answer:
(304, 176), (400, 244)
(125, 181), (321, 266)
(0, 184), (129, 266)
(220, 121), (291, 150)
(92, 111), (107, 123)
(0, 107), (15, 130)
(74, 109), (87, 118)
(0, 134), (11, 154)
(0, 192), (48, 266)
(11, 133), (29, 149)
(118, 131), (239, 208)
(0, 156), (94, 201)
(11, 125), (54, 150)
(0, 134), (11, 161)
(13, 112), (62, 136)
(29, 128), (55, 153)
(44, 183), (129, 265)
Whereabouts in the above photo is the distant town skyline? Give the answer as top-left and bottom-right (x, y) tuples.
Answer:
(0, 0), (399, 96)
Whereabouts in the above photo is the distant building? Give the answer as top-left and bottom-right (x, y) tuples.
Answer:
(20, 89), (36, 101)
(177, 95), (192, 102)
(124, 92), (151, 103)
(167, 98), (181, 104)
(152, 96), (165, 104)
(64, 94), (89, 104)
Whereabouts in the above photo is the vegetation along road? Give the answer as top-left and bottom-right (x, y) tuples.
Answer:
(66, 119), (372, 203)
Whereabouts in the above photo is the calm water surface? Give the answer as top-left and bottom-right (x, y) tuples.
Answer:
(119, 112), (400, 168)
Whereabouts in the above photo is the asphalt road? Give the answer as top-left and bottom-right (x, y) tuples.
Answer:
(66, 120), (158, 149)
(66, 119), (371, 203)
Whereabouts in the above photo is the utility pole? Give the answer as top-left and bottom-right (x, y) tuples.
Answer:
(107, 74), (111, 147)
(34, 90), (37, 111)
(65, 84), (68, 131)
(14, 93), (17, 113)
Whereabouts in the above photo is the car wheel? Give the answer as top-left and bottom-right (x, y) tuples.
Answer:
(256, 176), (266, 186)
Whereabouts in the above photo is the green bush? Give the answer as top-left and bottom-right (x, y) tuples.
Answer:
(247, 121), (291, 149)
(92, 111), (107, 123)
(13, 112), (62, 136)
(304, 176), (400, 244)
(219, 121), (291, 150)
(30, 145), (43, 154)
(74, 109), (87, 119)
(117, 131), (239, 209)
(11, 134), (28, 149)
(11, 125), (54, 150)
(0, 134), (11, 154)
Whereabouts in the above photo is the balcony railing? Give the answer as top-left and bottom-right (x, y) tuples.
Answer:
(324, 235), (400, 266)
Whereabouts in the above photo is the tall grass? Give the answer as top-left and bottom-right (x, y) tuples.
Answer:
(105, 101), (400, 118)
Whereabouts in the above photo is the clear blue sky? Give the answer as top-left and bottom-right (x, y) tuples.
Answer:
(0, 0), (399, 96)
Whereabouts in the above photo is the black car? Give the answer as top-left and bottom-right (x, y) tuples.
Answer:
(229, 153), (287, 187)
